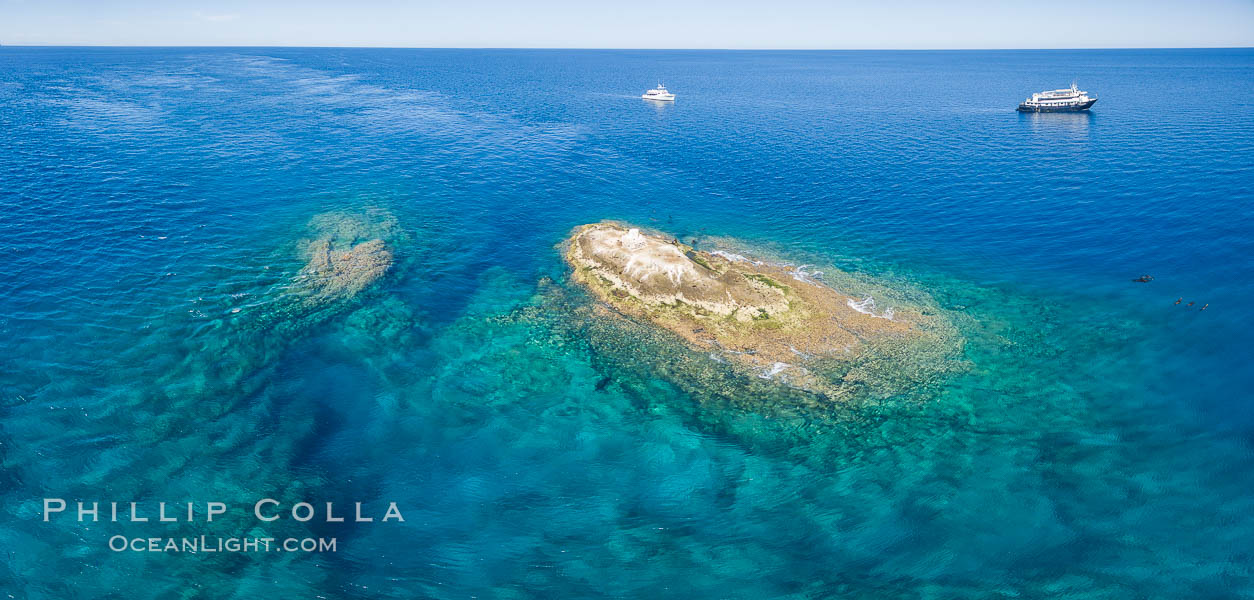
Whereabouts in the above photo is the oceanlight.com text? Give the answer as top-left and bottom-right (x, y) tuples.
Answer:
(108, 535), (337, 553)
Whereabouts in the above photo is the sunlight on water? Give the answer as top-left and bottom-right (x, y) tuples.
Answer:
(846, 296), (895, 320)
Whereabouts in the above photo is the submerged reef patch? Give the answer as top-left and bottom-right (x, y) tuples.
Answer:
(0, 208), (409, 596)
(293, 210), (398, 303)
(251, 210), (399, 333)
(295, 237), (392, 303)
(563, 222), (964, 400)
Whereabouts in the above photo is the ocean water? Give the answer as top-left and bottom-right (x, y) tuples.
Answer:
(1, 47), (1253, 598)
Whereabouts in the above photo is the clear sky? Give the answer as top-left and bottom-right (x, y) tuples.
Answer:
(2, 0), (1252, 49)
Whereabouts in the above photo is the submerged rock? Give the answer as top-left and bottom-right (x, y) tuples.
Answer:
(250, 210), (398, 334)
(296, 237), (393, 303)
(564, 222), (961, 397)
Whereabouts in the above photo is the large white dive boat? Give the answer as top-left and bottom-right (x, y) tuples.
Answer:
(1017, 83), (1097, 112)
(641, 83), (675, 101)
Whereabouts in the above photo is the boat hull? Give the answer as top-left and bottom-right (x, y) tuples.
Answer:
(1017, 98), (1097, 112)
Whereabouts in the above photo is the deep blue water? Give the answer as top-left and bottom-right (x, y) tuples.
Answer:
(1, 48), (1253, 598)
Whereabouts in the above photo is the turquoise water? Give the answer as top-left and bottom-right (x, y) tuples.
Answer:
(1, 48), (1253, 598)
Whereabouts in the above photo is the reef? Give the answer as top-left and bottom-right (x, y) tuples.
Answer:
(292, 210), (397, 302)
(564, 222), (962, 398)
(249, 210), (398, 334)
(0, 208), (413, 595)
(295, 237), (392, 302)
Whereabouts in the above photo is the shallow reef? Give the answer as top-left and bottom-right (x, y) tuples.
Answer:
(0, 209), (408, 597)
(250, 209), (400, 334)
(384, 264), (1254, 600)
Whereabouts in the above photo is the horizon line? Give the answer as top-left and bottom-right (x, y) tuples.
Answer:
(2, 44), (1252, 51)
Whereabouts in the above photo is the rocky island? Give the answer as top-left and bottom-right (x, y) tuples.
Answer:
(564, 222), (958, 397)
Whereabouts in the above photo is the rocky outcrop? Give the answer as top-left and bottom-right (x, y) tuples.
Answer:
(565, 222), (953, 396)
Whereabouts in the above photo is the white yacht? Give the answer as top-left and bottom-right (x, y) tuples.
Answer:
(641, 83), (675, 101)
(1017, 82), (1097, 112)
